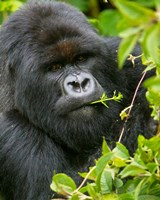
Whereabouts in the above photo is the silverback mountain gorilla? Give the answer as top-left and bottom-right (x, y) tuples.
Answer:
(0, 1), (156, 200)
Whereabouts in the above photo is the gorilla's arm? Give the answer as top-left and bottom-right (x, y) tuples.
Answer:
(0, 111), (72, 200)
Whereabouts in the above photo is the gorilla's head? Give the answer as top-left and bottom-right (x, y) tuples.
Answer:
(0, 1), (124, 152)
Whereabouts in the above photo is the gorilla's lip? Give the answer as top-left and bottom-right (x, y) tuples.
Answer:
(68, 103), (99, 117)
(55, 87), (104, 115)
(68, 99), (100, 113)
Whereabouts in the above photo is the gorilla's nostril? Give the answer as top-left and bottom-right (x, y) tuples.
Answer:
(68, 81), (81, 93)
(81, 78), (90, 92)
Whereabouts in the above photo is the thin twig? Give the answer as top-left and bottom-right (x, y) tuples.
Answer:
(118, 71), (147, 143)
(73, 166), (96, 194)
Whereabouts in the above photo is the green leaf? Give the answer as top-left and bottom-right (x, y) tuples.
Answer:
(142, 23), (160, 65)
(0, 1), (23, 12)
(68, 0), (89, 12)
(79, 185), (88, 194)
(138, 195), (160, 200)
(96, 152), (114, 175)
(114, 177), (123, 189)
(102, 138), (111, 155)
(146, 163), (157, 173)
(137, 135), (160, 155)
(98, 9), (122, 36)
(102, 193), (119, 200)
(122, 178), (141, 193)
(79, 166), (96, 181)
(50, 173), (77, 195)
(155, 0), (160, 10)
(113, 157), (127, 167)
(113, 142), (130, 159)
(118, 34), (139, 69)
(119, 193), (134, 200)
(146, 90), (160, 120)
(119, 26), (142, 38)
(146, 90), (160, 106)
(70, 194), (79, 200)
(146, 136), (160, 150)
(100, 170), (113, 194)
(137, 135), (146, 147)
(149, 184), (160, 197)
(120, 163), (148, 178)
(96, 152), (114, 191)
(135, 135), (155, 163)
(144, 76), (160, 92)
(88, 18), (99, 30)
(133, 0), (155, 7)
(112, 0), (155, 23)
(143, 62), (156, 72)
(86, 183), (98, 198)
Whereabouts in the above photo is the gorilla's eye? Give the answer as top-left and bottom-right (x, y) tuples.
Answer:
(51, 63), (62, 72)
(76, 55), (87, 63)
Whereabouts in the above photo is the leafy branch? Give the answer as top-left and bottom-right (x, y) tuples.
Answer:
(90, 91), (123, 108)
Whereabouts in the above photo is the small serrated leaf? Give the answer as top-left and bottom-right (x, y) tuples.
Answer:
(100, 170), (113, 194)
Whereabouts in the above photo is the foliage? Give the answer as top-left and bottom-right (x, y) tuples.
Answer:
(50, 0), (160, 199)
(66, 0), (89, 12)
(1, 0), (160, 199)
(0, 0), (26, 23)
(51, 136), (160, 199)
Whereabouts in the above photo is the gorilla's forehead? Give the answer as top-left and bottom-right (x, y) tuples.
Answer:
(37, 26), (100, 61)
(38, 24), (83, 44)
(53, 40), (77, 60)
(41, 35), (100, 64)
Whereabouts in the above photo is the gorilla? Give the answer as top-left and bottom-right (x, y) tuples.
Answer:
(0, 0), (156, 200)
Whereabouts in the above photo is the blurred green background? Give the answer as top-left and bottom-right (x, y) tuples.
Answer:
(0, 0), (155, 36)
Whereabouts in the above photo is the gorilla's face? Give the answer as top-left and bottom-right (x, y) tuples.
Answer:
(4, 2), (122, 151)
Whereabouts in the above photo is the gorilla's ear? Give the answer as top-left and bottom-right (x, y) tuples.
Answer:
(0, 53), (15, 113)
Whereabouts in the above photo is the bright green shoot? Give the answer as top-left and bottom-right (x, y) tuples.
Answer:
(91, 91), (123, 108)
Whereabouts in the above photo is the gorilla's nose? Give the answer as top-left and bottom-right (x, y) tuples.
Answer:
(63, 72), (96, 97)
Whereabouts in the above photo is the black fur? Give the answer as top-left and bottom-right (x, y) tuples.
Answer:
(0, 1), (156, 200)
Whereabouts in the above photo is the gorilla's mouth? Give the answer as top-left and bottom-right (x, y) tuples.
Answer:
(68, 102), (100, 117)
(55, 95), (102, 116)
(55, 87), (104, 116)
